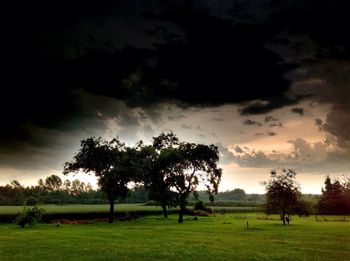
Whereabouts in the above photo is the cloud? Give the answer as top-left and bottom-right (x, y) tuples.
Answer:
(240, 96), (303, 115)
(219, 137), (350, 173)
(2, 0), (350, 181)
(264, 116), (280, 123)
(269, 123), (283, 128)
(216, 143), (236, 165)
(288, 60), (350, 150)
(182, 124), (193, 129)
(242, 119), (262, 126)
(323, 104), (350, 149)
(234, 146), (244, 154)
(212, 117), (225, 122)
(267, 131), (277, 136)
(291, 107), (304, 115)
(314, 118), (323, 131)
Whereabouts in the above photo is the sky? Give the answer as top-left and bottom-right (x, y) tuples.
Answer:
(1, 0), (349, 193)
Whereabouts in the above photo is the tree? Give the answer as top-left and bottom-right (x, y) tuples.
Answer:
(316, 176), (350, 215)
(265, 169), (301, 225)
(63, 137), (134, 223)
(45, 175), (62, 192)
(9, 180), (25, 205)
(140, 133), (180, 218)
(139, 132), (222, 222)
(63, 179), (71, 194)
(172, 142), (222, 223)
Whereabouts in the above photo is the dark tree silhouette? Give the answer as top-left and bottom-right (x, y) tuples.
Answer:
(151, 133), (222, 223)
(174, 142), (222, 223)
(45, 175), (62, 192)
(63, 137), (134, 223)
(140, 133), (181, 218)
(139, 132), (222, 222)
(316, 176), (350, 215)
(265, 169), (300, 225)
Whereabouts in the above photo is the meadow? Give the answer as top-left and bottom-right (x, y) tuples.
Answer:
(0, 205), (349, 260)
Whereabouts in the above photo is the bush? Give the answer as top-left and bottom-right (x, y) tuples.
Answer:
(16, 206), (45, 228)
(194, 200), (207, 211)
(25, 196), (40, 206)
(193, 201), (213, 214)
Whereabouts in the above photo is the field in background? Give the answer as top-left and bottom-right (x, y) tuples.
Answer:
(1, 213), (349, 260)
(0, 204), (163, 215)
(0, 204), (257, 221)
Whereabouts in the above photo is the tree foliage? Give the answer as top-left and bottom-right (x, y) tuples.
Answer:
(63, 137), (134, 223)
(265, 169), (301, 225)
(16, 205), (44, 228)
(45, 175), (62, 192)
(149, 132), (222, 223)
(316, 175), (350, 215)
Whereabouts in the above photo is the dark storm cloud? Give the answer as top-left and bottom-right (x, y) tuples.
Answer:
(2, 0), (350, 169)
(239, 96), (304, 115)
(289, 61), (350, 148)
(291, 107), (304, 115)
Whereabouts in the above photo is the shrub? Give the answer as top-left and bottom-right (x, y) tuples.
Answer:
(194, 200), (207, 211)
(16, 206), (45, 228)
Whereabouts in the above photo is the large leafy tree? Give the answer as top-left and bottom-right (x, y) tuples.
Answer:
(45, 175), (62, 192)
(138, 134), (180, 218)
(140, 132), (222, 223)
(265, 169), (301, 225)
(316, 176), (350, 215)
(151, 133), (222, 223)
(63, 137), (134, 223)
(172, 142), (222, 223)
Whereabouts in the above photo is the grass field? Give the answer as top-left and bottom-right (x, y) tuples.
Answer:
(0, 204), (164, 215)
(0, 211), (349, 260)
(0, 204), (256, 215)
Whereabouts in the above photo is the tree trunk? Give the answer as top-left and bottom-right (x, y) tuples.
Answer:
(178, 201), (186, 223)
(178, 206), (184, 223)
(161, 203), (168, 218)
(108, 199), (115, 223)
(282, 208), (286, 225)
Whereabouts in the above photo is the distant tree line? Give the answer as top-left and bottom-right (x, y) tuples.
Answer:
(0, 176), (103, 205)
(0, 177), (263, 206)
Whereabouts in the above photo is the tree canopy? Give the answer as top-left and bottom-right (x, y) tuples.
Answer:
(63, 132), (222, 223)
(265, 169), (301, 225)
(150, 133), (222, 223)
(317, 176), (350, 215)
(63, 137), (134, 223)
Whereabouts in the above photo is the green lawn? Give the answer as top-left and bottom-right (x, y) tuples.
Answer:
(0, 213), (349, 260)
(0, 204), (255, 215)
(0, 204), (164, 215)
